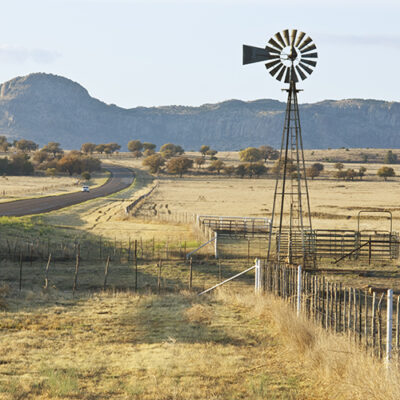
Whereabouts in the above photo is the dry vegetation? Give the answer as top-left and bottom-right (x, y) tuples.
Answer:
(0, 285), (398, 400)
(0, 171), (108, 203)
(2, 149), (400, 398)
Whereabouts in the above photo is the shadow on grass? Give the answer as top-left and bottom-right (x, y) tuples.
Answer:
(123, 293), (248, 346)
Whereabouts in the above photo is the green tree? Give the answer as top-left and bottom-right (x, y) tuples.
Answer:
(258, 145), (279, 162)
(143, 149), (155, 157)
(209, 160), (225, 175)
(104, 142), (121, 154)
(128, 140), (143, 152)
(42, 142), (63, 158)
(8, 153), (34, 175)
(236, 164), (247, 178)
(377, 166), (395, 181)
(223, 165), (235, 176)
(200, 145), (210, 157)
(306, 165), (320, 180)
(239, 147), (262, 163)
(206, 149), (218, 159)
(312, 162), (324, 172)
(0, 136), (9, 152)
(160, 143), (184, 158)
(132, 150), (143, 159)
(384, 150), (398, 164)
(81, 171), (91, 180)
(15, 139), (38, 152)
(81, 143), (96, 154)
(334, 162), (344, 170)
(345, 169), (357, 181)
(271, 158), (296, 175)
(335, 170), (347, 180)
(142, 154), (165, 174)
(195, 157), (205, 169)
(95, 144), (106, 154)
(143, 142), (156, 151)
(358, 166), (367, 180)
(246, 162), (267, 178)
(166, 156), (193, 177)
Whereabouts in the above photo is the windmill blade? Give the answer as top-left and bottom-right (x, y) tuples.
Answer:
(268, 37), (283, 50)
(284, 67), (291, 83)
(298, 37), (312, 50)
(302, 52), (318, 59)
(276, 65), (287, 81)
(298, 62), (314, 75)
(295, 31), (306, 47)
(265, 45), (280, 54)
(283, 29), (290, 46)
(243, 45), (271, 65)
(290, 29), (298, 46)
(301, 58), (317, 67)
(265, 59), (282, 69)
(275, 32), (286, 47)
(295, 65), (307, 81)
(300, 44), (316, 54)
(268, 63), (284, 77)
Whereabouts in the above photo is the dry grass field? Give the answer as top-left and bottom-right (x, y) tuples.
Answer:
(0, 286), (398, 400)
(2, 149), (400, 399)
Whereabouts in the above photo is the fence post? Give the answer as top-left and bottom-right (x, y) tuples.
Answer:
(214, 232), (218, 259)
(297, 265), (302, 317)
(255, 259), (261, 294)
(386, 289), (393, 366)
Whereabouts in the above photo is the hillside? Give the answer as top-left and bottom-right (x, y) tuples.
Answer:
(0, 73), (399, 150)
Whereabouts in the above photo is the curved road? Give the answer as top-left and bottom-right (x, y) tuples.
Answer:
(0, 165), (135, 217)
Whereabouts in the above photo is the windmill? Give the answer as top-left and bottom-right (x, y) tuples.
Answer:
(243, 29), (317, 266)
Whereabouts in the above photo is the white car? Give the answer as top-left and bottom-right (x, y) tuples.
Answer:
(82, 185), (90, 192)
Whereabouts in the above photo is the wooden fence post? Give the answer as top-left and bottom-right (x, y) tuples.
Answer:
(72, 244), (80, 296)
(365, 290), (369, 349)
(377, 293), (384, 359)
(134, 240), (138, 292)
(358, 289), (362, 343)
(396, 295), (400, 361)
(44, 253), (52, 289)
(103, 256), (110, 290)
(189, 257), (193, 290)
(297, 265), (302, 317)
(386, 289), (393, 365)
(348, 288), (352, 336)
(19, 252), (23, 292)
(326, 282), (330, 330)
(158, 260), (162, 294)
(372, 292), (376, 355)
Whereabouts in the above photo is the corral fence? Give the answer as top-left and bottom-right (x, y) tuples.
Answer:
(262, 261), (399, 363)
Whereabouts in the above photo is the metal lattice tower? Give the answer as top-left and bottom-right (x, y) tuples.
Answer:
(243, 29), (317, 265)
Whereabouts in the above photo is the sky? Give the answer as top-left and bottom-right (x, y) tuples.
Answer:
(0, 0), (399, 108)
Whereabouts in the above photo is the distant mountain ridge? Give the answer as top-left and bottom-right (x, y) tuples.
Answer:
(0, 73), (399, 150)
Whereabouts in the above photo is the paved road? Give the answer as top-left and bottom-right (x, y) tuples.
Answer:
(0, 165), (134, 217)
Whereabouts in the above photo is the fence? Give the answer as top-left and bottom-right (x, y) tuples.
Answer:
(125, 183), (159, 214)
(262, 261), (399, 363)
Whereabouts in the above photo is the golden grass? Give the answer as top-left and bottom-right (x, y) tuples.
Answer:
(217, 289), (400, 400)
(0, 289), (306, 399)
(1, 284), (398, 399)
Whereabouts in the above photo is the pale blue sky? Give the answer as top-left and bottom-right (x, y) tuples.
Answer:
(0, 0), (399, 107)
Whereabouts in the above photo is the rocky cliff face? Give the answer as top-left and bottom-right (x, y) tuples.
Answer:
(0, 73), (399, 150)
